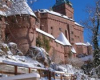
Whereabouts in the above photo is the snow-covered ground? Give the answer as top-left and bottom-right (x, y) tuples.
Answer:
(0, 54), (98, 80)
(0, 42), (98, 80)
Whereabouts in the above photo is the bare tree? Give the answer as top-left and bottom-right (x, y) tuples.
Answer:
(82, 0), (100, 67)
(67, 57), (84, 68)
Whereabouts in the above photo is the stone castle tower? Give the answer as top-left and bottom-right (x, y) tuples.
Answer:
(0, 0), (37, 54)
(53, 0), (74, 19)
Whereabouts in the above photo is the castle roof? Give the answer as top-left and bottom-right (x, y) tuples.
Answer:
(75, 42), (92, 46)
(71, 47), (76, 53)
(75, 43), (87, 46)
(75, 22), (83, 27)
(57, 32), (71, 46)
(37, 9), (83, 27)
(6, 0), (36, 17)
(54, 0), (72, 7)
(36, 28), (71, 46)
(55, 39), (64, 45)
(36, 28), (55, 39)
(37, 9), (74, 21)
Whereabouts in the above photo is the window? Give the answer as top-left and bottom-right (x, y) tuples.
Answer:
(40, 26), (42, 30)
(0, 17), (2, 21)
(59, 28), (61, 31)
(71, 31), (73, 34)
(51, 27), (53, 35)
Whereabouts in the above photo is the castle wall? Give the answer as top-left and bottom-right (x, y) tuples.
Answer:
(76, 45), (88, 55)
(35, 12), (86, 56)
(36, 12), (84, 44)
(0, 0), (93, 64)
(73, 24), (84, 43)
(36, 12), (74, 42)
(5, 15), (36, 54)
(36, 32), (65, 64)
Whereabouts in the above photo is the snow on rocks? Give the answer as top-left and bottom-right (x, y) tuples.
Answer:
(0, 49), (5, 56)
(0, 43), (13, 55)
(0, 11), (6, 16)
(13, 55), (44, 67)
(26, 46), (51, 66)
(8, 42), (23, 56)
(0, 42), (97, 80)
(0, 42), (23, 56)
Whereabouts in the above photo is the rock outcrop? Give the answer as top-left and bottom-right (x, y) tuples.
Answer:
(26, 46), (51, 66)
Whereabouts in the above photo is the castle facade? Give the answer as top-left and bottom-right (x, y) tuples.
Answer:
(0, 0), (92, 63)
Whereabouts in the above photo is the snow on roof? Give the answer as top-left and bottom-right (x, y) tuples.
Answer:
(80, 55), (93, 62)
(36, 28), (71, 46)
(75, 22), (83, 27)
(55, 39), (64, 45)
(75, 42), (87, 46)
(37, 9), (74, 21)
(71, 47), (76, 53)
(36, 28), (55, 39)
(75, 42), (92, 46)
(57, 32), (71, 46)
(86, 42), (92, 46)
(0, 73), (40, 80)
(6, 0), (36, 17)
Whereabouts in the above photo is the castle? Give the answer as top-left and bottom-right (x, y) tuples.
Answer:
(0, 0), (92, 63)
